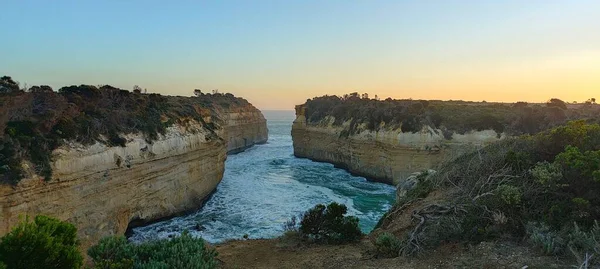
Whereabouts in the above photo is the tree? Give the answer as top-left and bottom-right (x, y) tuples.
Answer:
(299, 202), (362, 243)
(0, 215), (83, 269)
(133, 85), (142, 94)
(0, 76), (20, 93)
(547, 98), (567, 110)
(513, 101), (529, 108)
(29, 85), (54, 93)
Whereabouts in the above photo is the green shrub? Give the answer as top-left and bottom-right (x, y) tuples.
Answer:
(374, 233), (402, 258)
(527, 221), (600, 266)
(530, 161), (562, 185)
(495, 185), (522, 206)
(88, 231), (218, 269)
(376, 121), (600, 262)
(87, 236), (135, 269)
(0, 215), (83, 269)
(299, 202), (362, 244)
(526, 222), (565, 255)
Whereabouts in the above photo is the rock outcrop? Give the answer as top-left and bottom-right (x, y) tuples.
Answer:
(396, 169), (436, 201)
(0, 102), (267, 250)
(292, 104), (502, 185)
(220, 106), (268, 153)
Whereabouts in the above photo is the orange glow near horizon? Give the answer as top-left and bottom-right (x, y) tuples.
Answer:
(233, 49), (600, 110)
(2, 1), (599, 110)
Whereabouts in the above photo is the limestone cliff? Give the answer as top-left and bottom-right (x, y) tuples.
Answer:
(219, 105), (268, 153)
(0, 90), (267, 250)
(292, 104), (502, 185)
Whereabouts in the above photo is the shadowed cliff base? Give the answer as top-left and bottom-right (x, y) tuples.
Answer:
(292, 152), (392, 185)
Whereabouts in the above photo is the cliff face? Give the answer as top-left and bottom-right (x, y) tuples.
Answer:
(292, 105), (502, 185)
(0, 103), (267, 249)
(220, 106), (268, 153)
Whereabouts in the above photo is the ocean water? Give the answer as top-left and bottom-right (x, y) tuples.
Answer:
(128, 110), (396, 243)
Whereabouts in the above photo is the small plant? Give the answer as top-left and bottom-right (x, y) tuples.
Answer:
(299, 202), (362, 244)
(282, 215), (300, 232)
(527, 221), (600, 266)
(88, 231), (218, 269)
(530, 161), (562, 185)
(526, 222), (565, 255)
(0, 215), (83, 269)
(87, 236), (135, 269)
(374, 233), (402, 258)
(495, 184), (522, 206)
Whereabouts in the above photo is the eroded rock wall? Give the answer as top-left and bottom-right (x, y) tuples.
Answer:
(0, 104), (267, 249)
(220, 106), (268, 154)
(292, 105), (502, 185)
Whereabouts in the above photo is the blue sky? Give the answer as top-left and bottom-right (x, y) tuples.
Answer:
(1, 0), (599, 109)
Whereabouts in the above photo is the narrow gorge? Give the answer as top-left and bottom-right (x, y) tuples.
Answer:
(0, 87), (267, 250)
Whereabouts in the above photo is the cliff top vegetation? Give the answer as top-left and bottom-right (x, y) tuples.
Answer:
(0, 76), (252, 185)
(376, 120), (600, 266)
(303, 93), (600, 137)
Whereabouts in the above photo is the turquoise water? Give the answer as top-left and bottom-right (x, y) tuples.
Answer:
(129, 110), (396, 243)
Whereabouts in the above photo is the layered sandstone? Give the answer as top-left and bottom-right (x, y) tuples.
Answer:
(0, 104), (267, 249)
(292, 105), (503, 185)
(220, 106), (268, 153)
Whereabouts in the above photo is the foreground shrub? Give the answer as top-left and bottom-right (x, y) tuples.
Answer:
(299, 202), (362, 244)
(527, 221), (600, 265)
(374, 233), (402, 258)
(376, 121), (600, 264)
(88, 231), (218, 269)
(0, 215), (83, 269)
(87, 236), (135, 269)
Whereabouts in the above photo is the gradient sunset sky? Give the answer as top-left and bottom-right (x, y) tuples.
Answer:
(1, 0), (599, 110)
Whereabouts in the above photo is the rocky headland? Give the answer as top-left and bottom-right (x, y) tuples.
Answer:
(292, 95), (593, 185)
(0, 82), (267, 249)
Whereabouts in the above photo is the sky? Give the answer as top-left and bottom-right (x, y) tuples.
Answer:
(1, 0), (599, 110)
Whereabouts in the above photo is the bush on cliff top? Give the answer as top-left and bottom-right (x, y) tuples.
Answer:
(88, 232), (218, 269)
(0, 215), (83, 269)
(304, 94), (600, 136)
(297, 202), (362, 244)
(0, 76), (251, 184)
(376, 120), (600, 265)
(374, 232), (402, 258)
